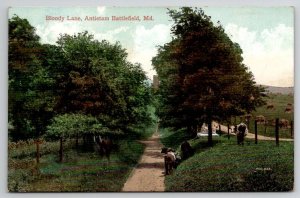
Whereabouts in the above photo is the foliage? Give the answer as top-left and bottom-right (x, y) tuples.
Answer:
(8, 16), (64, 140)
(9, 15), (43, 140)
(45, 113), (121, 139)
(9, 16), (153, 141)
(152, 8), (265, 142)
(55, 32), (153, 132)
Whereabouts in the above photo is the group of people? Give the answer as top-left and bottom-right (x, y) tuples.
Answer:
(161, 122), (248, 175)
(161, 140), (194, 175)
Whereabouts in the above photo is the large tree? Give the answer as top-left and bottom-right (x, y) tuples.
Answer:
(9, 15), (58, 140)
(153, 8), (265, 145)
(9, 16), (153, 141)
(55, 32), (153, 133)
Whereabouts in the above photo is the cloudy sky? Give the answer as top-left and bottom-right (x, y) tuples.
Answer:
(9, 7), (294, 87)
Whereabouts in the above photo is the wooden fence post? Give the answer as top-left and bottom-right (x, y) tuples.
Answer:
(255, 120), (258, 144)
(275, 118), (279, 146)
(35, 139), (40, 163)
(290, 120), (294, 139)
(59, 137), (63, 162)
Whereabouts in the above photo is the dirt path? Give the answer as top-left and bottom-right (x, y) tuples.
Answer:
(217, 123), (293, 142)
(122, 132), (165, 192)
(122, 122), (293, 192)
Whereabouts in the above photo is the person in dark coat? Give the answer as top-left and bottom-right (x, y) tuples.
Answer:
(181, 141), (194, 160)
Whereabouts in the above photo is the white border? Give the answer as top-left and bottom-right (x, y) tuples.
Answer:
(1, 1), (299, 198)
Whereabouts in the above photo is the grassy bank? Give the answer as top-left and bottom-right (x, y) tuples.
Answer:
(239, 93), (294, 138)
(160, 128), (294, 192)
(8, 137), (148, 192)
(159, 128), (192, 150)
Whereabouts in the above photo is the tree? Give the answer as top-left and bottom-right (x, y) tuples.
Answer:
(55, 32), (153, 133)
(9, 15), (58, 140)
(152, 41), (190, 131)
(153, 8), (265, 145)
(8, 15), (70, 141)
(46, 113), (120, 162)
(9, 16), (153, 141)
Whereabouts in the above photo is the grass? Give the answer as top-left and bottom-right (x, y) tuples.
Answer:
(8, 105), (158, 191)
(8, 140), (145, 192)
(8, 139), (75, 159)
(232, 93), (294, 138)
(160, 128), (294, 192)
(127, 123), (157, 140)
(159, 128), (192, 150)
(8, 138), (146, 192)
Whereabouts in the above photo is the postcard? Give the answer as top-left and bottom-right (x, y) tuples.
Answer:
(8, 7), (294, 192)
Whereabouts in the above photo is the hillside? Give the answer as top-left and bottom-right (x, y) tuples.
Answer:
(261, 85), (294, 95)
(160, 129), (294, 192)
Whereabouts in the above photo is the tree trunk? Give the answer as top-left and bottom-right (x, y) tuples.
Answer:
(76, 134), (79, 149)
(59, 137), (63, 162)
(208, 116), (213, 147)
(227, 123), (230, 139)
(192, 124), (197, 138)
(187, 125), (192, 135)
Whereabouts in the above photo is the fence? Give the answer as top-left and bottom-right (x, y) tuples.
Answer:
(225, 116), (294, 146)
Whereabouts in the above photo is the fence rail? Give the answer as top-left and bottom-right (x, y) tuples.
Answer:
(219, 116), (294, 145)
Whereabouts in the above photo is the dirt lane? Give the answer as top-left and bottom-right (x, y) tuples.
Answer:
(122, 122), (293, 192)
(122, 132), (165, 192)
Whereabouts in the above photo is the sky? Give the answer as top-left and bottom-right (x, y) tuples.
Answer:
(8, 7), (294, 87)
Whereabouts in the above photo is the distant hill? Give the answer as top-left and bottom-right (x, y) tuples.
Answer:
(260, 85), (294, 95)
